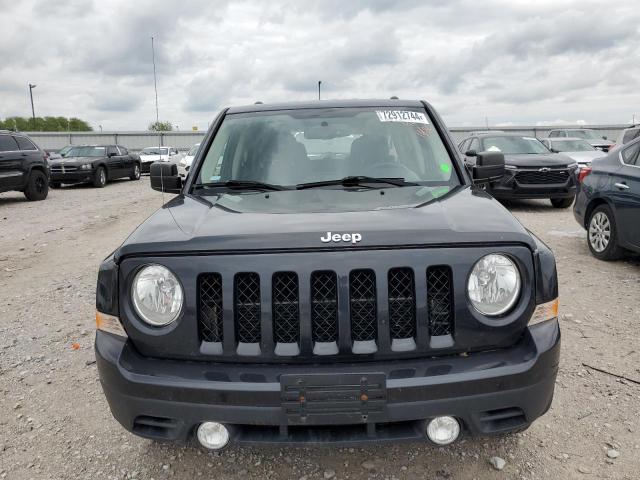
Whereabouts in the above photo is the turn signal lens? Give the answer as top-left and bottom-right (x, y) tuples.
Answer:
(96, 311), (128, 338)
(529, 298), (559, 325)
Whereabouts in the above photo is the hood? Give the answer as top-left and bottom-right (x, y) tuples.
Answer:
(503, 152), (574, 168)
(50, 156), (101, 165)
(115, 186), (535, 260)
(560, 150), (605, 164)
(586, 139), (614, 147)
(139, 154), (167, 161)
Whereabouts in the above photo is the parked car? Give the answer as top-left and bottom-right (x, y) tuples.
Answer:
(95, 99), (560, 450)
(458, 132), (578, 208)
(48, 145), (76, 160)
(547, 129), (613, 152)
(613, 125), (640, 150)
(574, 136), (640, 260)
(139, 146), (180, 173)
(178, 143), (200, 177)
(540, 137), (606, 167)
(0, 130), (50, 201)
(49, 145), (140, 188)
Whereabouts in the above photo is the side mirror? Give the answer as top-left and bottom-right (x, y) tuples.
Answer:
(602, 136), (607, 140)
(108, 152), (116, 157)
(150, 162), (182, 193)
(465, 149), (478, 157)
(472, 151), (505, 182)
(549, 148), (558, 153)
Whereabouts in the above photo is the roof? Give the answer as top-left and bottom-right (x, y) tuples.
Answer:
(227, 98), (424, 114)
(546, 137), (587, 141)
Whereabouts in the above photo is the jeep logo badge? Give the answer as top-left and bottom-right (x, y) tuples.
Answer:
(320, 231), (362, 244)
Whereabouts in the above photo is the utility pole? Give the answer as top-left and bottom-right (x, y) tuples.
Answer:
(29, 84), (36, 129)
(318, 81), (321, 100)
(151, 36), (159, 125)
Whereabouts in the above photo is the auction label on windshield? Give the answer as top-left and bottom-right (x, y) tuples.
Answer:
(376, 110), (429, 124)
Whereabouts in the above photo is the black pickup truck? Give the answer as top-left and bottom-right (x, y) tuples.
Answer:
(95, 99), (560, 449)
(49, 145), (140, 188)
(0, 130), (49, 201)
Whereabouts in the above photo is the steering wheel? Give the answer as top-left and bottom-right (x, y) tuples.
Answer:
(368, 162), (420, 181)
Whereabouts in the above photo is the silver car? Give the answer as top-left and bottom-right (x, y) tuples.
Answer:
(541, 137), (606, 168)
(547, 128), (613, 151)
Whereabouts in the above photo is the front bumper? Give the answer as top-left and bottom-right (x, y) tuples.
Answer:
(50, 170), (93, 184)
(96, 319), (560, 446)
(489, 169), (577, 200)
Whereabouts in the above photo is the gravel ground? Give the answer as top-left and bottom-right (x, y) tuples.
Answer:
(1, 179), (639, 480)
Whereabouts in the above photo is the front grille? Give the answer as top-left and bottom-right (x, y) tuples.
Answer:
(427, 266), (454, 336)
(388, 268), (416, 339)
(515, 169), (569, 185)
(349, 270), (377, 342)
(197, 265), (455, 358)
(51, 165), (78, 173)
(234, 273), (261, 344)
(272, 272), (299, 344)
(199, 273), (223, 342)
(311, 271), (338, 343)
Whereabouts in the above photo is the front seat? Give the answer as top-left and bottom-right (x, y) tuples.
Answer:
(348, 134), (390, 175)
(262, 132), (308, 185)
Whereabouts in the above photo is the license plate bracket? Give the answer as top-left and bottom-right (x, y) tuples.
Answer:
(280, 373), (387, 425)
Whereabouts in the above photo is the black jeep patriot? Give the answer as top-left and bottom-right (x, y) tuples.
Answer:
(95, 100), (560, 449)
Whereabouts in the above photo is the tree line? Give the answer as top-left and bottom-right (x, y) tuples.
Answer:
(0, 116), (93, 132)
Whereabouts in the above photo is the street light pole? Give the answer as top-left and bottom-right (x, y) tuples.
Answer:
(318, 81), (321, 100)
(28, 84), (36, 129)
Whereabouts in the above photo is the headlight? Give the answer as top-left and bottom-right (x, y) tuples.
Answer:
(504, 164), (517, 170)
(567, 162), (578, 169)
(80, 164), (92, 170)
(131, 264), (183, 326)
(467, 254), (521, 316)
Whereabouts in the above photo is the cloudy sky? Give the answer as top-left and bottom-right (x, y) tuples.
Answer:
(1, 0), (639, 130)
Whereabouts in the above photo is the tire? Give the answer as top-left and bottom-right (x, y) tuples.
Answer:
(550, 196), (574, 208)
(93, 166), (107, 188)
(50, 181), (62, 189)
(23, 170), (49, 201)
(130, 163), (141, 181)
(587, 205), (624, 261)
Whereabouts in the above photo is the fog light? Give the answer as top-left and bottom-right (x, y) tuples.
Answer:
(197, 422), (229, 450)
(426, 416), (460, 445)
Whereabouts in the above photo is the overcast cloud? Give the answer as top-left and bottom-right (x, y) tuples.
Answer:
(1, 0), (639, 130)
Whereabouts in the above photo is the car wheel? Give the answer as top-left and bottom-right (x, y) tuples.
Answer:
(587, 205), (623, 261)
(93, 166), (107, 188)
(50, 181), (62, 189)
(24, 170), (49, 201)
(550, 197), (574, 208)
(130, 164), (141, 181)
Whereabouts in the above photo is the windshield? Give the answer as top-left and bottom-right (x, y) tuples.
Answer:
(187, 144), (200, 156)
(59, 145), (74, 156)
(569, 130), (601, 140)
(551, 139), (595, 152)
(142, 147), (168, 155)
(66, 146), (106, 157)
(482, 136), (549, 154)
(196, 107), (458, 189)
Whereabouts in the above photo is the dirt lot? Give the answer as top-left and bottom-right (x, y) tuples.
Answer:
(1, 179), (639, 480)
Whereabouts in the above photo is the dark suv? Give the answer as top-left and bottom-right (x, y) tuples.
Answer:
(0, 131), (49, 201)
(459, 133), (578, 208)
(95, 100), (560, 449)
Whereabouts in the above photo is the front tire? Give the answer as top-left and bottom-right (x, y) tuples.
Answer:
(130, 163), (141, 181)
(587, 205), (623, 260)
(551, 197), (574, 208)
(24, 170), (49, 201)
(93, 166), (107, 188)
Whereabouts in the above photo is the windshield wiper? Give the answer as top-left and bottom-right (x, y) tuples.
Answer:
(296, 176), (416, 190)
(192, 180), (289, 191)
